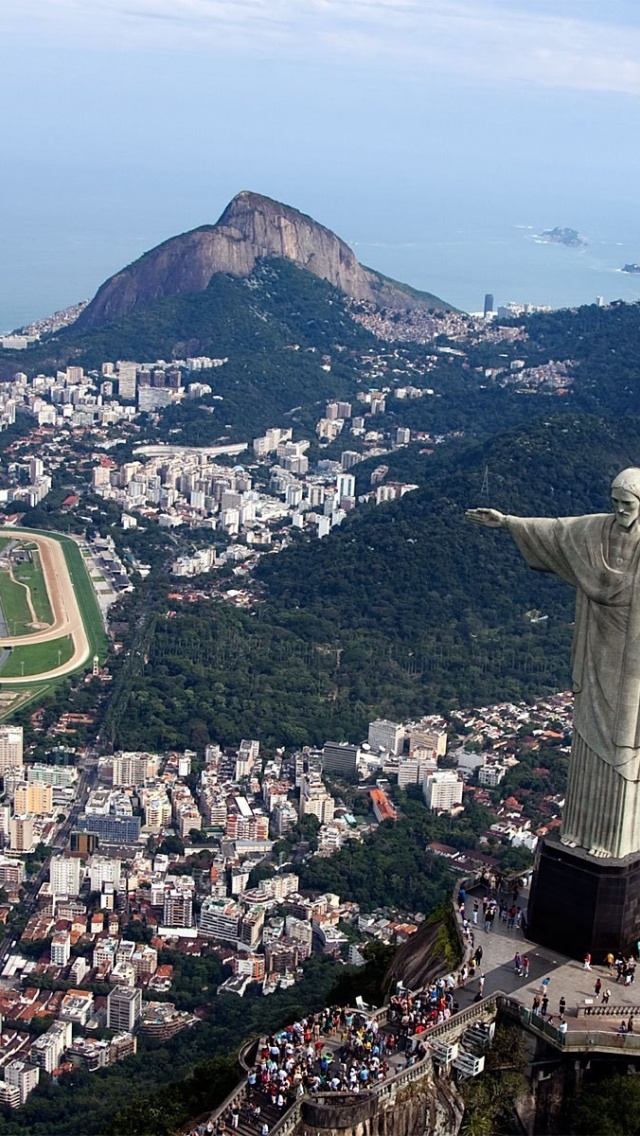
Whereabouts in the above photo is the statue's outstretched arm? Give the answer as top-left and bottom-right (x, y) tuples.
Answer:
(466, 508), (509, 529)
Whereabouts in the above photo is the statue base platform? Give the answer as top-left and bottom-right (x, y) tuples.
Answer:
(526, 833), (640, 960)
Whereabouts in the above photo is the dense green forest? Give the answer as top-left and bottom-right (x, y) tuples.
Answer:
(296, 791), (493, 910)
(512, 300), (640, 412)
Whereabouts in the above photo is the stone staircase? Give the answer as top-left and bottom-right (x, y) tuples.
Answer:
(223, 1092), (284, 1136)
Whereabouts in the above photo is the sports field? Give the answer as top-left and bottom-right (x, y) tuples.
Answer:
(0, 635), (74, 678)
(0, 568), (35, 636)
(0, 528), (106, 690)
(0, 538), (55, 637)
(12, 548), (54, 625)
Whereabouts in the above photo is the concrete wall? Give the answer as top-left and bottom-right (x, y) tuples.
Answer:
(297, 1072), (463, 1136)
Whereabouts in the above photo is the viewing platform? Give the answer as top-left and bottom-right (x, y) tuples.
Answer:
(452, 881), (640, 1040)
(182, 878), (640, 1136)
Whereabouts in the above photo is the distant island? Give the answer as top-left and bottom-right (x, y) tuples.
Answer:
(537, 226), (587, 248)
(622, 263), (640, 274)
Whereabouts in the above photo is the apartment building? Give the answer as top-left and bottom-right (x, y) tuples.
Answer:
(423, 771), (463, 813)
(50, 855), (83, 897)
(368, 718), (404, 756)
(0, 726), (23, 776)
(13, 781), (53, 815)
(107, 986), (142, 1032)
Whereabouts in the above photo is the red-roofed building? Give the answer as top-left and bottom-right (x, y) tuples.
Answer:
(369, 788), (397, 823)
(504, 796), (523, 812)
(427, 841), (460, 860)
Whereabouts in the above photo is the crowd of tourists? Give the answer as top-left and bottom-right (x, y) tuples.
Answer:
(214, 1008), (396, 1133)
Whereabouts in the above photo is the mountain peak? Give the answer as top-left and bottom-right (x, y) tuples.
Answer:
(75, 191), (449, 330)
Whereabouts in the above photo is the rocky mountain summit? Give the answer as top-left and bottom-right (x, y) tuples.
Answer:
(75, 191), (450, 329)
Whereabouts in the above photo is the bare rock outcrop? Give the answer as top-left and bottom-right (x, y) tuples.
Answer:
(75, 191), (447, 329)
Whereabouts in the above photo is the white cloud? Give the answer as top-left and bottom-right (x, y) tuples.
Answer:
(5, 0), (640, 95)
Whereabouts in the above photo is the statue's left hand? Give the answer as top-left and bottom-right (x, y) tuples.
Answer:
(465, 508), (507, 528)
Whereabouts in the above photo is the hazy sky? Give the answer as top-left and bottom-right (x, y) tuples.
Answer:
(2, 0), (640, 326)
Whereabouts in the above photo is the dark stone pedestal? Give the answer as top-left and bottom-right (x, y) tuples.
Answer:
(526, 834), (640, 960)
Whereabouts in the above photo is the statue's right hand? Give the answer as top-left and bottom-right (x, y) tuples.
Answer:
(465, 508), (507, 528)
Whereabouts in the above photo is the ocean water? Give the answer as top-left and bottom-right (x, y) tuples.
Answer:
(351, 217), (640, 315)
(3, 207), (640, 333)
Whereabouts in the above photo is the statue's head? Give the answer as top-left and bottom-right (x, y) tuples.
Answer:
(611, 469), (640, 530)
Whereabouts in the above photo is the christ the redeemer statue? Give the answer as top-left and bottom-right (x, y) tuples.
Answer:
(467, 468), (640, 861)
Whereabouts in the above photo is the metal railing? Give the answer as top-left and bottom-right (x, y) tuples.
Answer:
(405, 992), (500, 1051)
(577, 1003), (639, 1018)
(517, 1005), (640, 1052)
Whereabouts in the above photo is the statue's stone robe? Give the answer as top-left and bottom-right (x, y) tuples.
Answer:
(507, 513), (640, 858)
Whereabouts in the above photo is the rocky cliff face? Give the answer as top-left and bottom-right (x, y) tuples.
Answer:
(75, 191), (447, 329)
(384, 909), (462, 995)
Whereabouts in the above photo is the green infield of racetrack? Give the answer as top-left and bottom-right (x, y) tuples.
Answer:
(0, 528), (107, 681)
(0, 529), (108, 719)
(12, 548), (54, 625)
(0, 634), (74, 678)
(0, 568), (34, 636)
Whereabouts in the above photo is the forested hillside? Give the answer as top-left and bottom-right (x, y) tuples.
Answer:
(513, 301), (640, 414)
(0, 261), (373, 438)
(24, 259), (375, 361)
(111, 413), (640, 750)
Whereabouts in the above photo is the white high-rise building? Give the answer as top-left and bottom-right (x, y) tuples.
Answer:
(112, 751), (157, 786)
(0, 1081), (21, 1108)
(31, 1020), (72, 1073)
(27, 764), (77, 788)
(89, 855), (121, 892)
(50, 930), (71, 967)
(0, 726), (23, 776)
(50, 855), (82, 896)
(299, 775), (335, 824)
(423, 771), (463, 813)
(144, 792), (171, 830)
(117, 361), (138, 401)
(4, 1060), (40, 1104)
(336, 472), (356, 501)
(396, 758), (437, 788)
(235, 739), (259, 780)
(199, 897), (242, 942)
(368, 719), (404, 756)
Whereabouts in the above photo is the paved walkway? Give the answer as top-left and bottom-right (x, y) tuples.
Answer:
(453, 884), (640, 1033)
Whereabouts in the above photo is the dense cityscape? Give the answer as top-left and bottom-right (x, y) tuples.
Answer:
(0, 668), (576, 1110)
